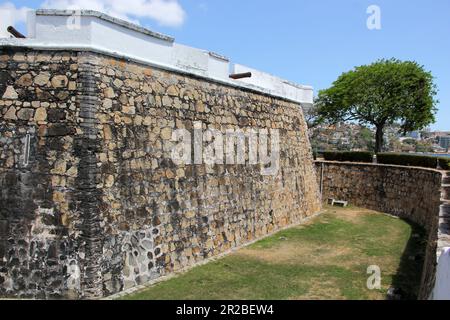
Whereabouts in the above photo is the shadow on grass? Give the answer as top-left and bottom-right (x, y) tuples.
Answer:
(389, 220), (427, 300)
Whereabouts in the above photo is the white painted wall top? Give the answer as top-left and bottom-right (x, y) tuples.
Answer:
(0, 9), (313, 106)
(432, 247), (450, 300)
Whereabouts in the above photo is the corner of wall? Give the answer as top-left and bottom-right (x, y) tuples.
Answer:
(73, 52), (104, 298)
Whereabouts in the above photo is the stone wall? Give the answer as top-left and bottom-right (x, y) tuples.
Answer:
(315, 161), (444, 299)
(0, 48), (321, 299)
(0, 49), (81, 299)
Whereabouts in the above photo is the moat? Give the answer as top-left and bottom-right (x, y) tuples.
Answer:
(118, 206), (426, 300)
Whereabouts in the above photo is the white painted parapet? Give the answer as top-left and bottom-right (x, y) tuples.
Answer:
(232, 64), (313, 106)
(431, 247), (450, 300)
(1, 9), (313, 106)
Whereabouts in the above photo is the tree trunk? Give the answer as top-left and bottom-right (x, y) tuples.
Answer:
(375, 125), (384, 153)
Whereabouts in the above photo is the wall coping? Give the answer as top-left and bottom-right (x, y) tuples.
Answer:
(315, 160), (444, 174)
(0, 44), (311, 107)
(0, 9), (313, 107)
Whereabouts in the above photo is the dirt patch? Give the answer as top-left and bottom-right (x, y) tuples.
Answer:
(325, 206), (379, 224)
(290, 279), (345, 300)
(238, 243), (355, 267)
(237, 207), (381, 267)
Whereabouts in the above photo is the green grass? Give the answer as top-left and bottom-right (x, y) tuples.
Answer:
(121, 206), (426, 300)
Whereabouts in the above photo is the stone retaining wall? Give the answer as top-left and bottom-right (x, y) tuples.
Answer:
(0, 48), (321, 299)
(315, 161), (445, 299)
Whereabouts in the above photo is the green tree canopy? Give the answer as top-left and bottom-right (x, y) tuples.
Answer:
(315, 59), (438, 153)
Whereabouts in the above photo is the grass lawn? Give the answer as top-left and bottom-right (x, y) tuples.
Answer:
(121, 206), (426, 300)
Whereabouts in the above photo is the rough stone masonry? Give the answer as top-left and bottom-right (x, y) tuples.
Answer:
(0, 48), (321, 299)
(315, 161), (448, 299)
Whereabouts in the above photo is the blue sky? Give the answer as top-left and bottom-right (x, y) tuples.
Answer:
(4, 0), (450, 130)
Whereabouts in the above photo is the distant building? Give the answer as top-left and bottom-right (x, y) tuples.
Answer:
(406, 131), (421, 140)
(438, 136), (450, 150)
(430, 131), (450, 139)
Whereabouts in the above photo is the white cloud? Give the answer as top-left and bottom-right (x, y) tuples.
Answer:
(41, 0), (186, 27)
(198, 2), (208, 13)
(0, 2), (31, 24)
(0, 2), (32, 37)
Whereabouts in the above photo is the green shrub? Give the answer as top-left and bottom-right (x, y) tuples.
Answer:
(438, 157), (450, 170)
(377, 153), (440, 169)
(313, 150), (325, 160)
(323, 151), (374, 163)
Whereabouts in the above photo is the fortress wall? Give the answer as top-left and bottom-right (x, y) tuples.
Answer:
(315, 161), (444, 299)
(0, 48), (321, 299)
(0, 49), (81, 299)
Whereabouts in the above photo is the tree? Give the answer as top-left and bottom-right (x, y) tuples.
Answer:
(303, 103), (323, 151)
(303, 104), (321, 129)
(315, 59), (438, 153)
(358, 127), (375, 151)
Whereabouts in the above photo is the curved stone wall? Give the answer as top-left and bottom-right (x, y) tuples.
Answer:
(315, 161), (447, 299)
(0, 48), (321, 299)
